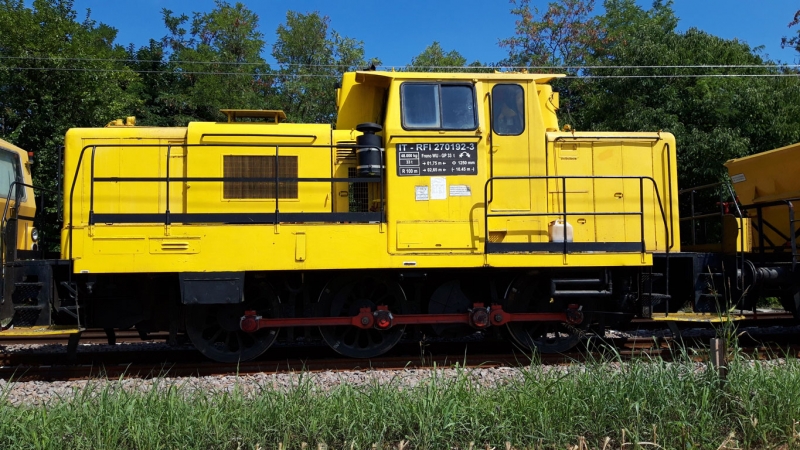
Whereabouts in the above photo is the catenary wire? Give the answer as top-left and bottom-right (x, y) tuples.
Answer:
(1, 66), (799, 79)
(1, 55), (800, 71)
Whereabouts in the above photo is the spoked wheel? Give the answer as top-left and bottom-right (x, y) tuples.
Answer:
(318, 274), (407, 358)
(504, 273), (581, 353)
(185, 281), (280, 363)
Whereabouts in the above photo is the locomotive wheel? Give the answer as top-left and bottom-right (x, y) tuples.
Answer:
(504, 273), (581, 354)
(185, 281), (280, 363)
(318, 274), (406, 358)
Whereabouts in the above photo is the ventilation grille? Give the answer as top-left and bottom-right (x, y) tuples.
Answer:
(488, 231), (506, 243)
(336, 141), (357, 161)
(348, 167), (369, 212)
(223, 155), (298, 199)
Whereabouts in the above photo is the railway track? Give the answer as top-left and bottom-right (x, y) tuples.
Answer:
(0, 320), (798, 382)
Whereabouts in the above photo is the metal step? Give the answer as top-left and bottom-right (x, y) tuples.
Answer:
(0, 325), (82, 337)
(641, 293), (672, 300)
(12, 305), (46, 311)
(651, 312), (744, 323)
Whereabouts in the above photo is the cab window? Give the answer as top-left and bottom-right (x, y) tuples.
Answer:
(401, 83), (477, 131)
(0, 150), (23, 201)
(492, 84), (525, 135)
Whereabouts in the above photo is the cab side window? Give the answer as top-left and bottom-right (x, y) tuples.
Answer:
(401, 83), (476, 131)
(492, 84), (525, 135)
(0, 150), (23, 201)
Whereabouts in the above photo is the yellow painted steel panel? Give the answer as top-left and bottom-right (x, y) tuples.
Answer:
(68, 222), (654, 274)
(592, 142), (626, 242)
(545, 132), (679, 253)
(396, 221), (475, 250)
(725, 142), (800, 205)
(552, 141), (595, 242)
(504, 219), (544, 243)
(93, 237), (146, 255)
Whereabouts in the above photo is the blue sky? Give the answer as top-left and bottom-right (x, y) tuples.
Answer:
(69, 0), (800, 66)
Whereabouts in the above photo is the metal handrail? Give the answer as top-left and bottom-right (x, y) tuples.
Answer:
(1, 181), (61, 263)
(66, 142), (386, 265)
(739, 197), (800, 270)
(483, 175), (671, 256)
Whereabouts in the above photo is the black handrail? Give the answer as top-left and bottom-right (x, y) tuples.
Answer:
(1, 180), (61, 263)
(483, 175), (670, 256)
(67, 142), (385, 265)
(739, 197), (800, 270)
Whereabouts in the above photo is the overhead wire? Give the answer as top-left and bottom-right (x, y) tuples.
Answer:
(1, 66), (798, 79)
(0, 55), (798, 79)
(1, 55), (800, 71)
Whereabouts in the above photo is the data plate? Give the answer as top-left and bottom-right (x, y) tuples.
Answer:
(396, 142), (478, 176)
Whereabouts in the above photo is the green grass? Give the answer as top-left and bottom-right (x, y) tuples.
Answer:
(1, 354), (800, 449)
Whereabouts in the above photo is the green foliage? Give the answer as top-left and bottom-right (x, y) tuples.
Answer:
(405, 41), (485, 72)
(271, 11), (376, 124)
(576, 1), (800, 189)
(158, 0), (272, 123)
(504, 0), (800, 189)
(500, 0), (600, 69)
(0, 0), (141, 243)
(781, 9), (800, 55)
(2, 357), (800, 448)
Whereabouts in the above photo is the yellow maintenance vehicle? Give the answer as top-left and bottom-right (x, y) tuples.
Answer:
(724, 143), (800, 314)
(0, 138), (51, 331)
(0, 70), (718, 362)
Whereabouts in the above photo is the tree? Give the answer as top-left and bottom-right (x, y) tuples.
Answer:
(159, 0), (272, 123)
(124, 39), (183, 127)
(499, 0), (603, 120)
(501, 0), (800, 189)
(574, 0), (800, 189)
(0, 0), (141, 244)
(499, 0), (601, 70)
(271, 11), (377, 124)
(781, 9), (800, 55)
(406, 42), (484, 72)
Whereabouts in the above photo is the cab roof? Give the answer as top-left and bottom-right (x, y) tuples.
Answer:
(0, 138), (27, 156)
(353, 71), (566, 86)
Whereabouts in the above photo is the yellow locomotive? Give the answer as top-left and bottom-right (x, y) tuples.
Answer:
(7, 69), (783, 362)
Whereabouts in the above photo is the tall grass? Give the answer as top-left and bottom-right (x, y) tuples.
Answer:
(1, 354), (799, 449)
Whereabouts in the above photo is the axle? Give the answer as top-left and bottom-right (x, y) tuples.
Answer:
(240, 303), (584, 333)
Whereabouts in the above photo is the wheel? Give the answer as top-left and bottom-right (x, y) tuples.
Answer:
(185, 281), (280, 363)
(503, 273), (581, 353)
(318, 274), (406, 358)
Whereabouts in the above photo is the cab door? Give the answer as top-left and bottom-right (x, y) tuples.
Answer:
(486, 82), (540, 244)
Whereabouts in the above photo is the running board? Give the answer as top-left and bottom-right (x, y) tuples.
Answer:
(651, 312), (744, 323)
(0, 325), (82, 336)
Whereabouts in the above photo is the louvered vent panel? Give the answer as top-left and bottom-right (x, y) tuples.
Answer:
(336, 142), (357, 161)
(223, 155), (298, 199)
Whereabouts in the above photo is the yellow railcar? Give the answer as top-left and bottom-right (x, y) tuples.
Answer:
(0, 138), (42, 328)
(2, 71), (701, 361)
